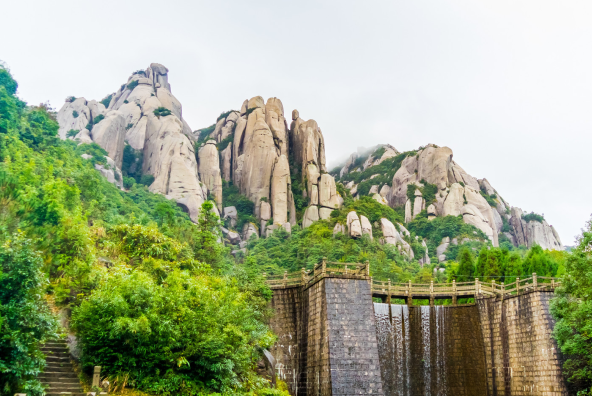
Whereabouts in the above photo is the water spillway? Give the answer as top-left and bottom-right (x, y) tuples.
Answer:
(374, 303), (488, 396)
(267, 267), (567, 395)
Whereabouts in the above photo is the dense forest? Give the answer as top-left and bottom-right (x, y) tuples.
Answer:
(1, 65), (591, 396)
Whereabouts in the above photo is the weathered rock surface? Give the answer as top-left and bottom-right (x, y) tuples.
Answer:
(302, 206), (319, 228)
(380, 218), (413, 258)
(271, 155), (290, 225)
(91, 110), (126, 168)
(57, 98), (92, 139)
(143, 113), (205, 222)
(347, 211), (362, 238)
(318, 174), (341, 209)
(360, 215), (373, 240)
(198, 140), (223, 210)
(94, 156), (123, 190)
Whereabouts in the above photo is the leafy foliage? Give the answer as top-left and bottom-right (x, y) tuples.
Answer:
(0, 233), (58, 396)
(551, 217), (592, 395)
(195, 124), (215, 143)
(72, 218), (273, 395)
(72, 110), (79, 118)
(0, 64), (281, 394)
(408, 213), (489, 262)
(222, 183), (257, 230)
(246, 221), (416, 282)
(153, 107), (172, 118)
(100, 94), (113, 108)
(126, 80), (139, 91)
(217, 134), (233, 151)
(66, 129), (79, 138)
(522, 211), (545, 223)
(339, 151), (416, 185)
(217, 110), (234, 121)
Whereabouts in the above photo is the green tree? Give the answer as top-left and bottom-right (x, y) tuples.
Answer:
(551, 218), (592, 395)
(523, 245), (559, 277)
(455, 247), (475, 282)
(194, 201), (224, 267)
(0, 233), (57, 396)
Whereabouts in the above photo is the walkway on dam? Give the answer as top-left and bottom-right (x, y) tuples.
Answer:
(264, 258), (560, 306)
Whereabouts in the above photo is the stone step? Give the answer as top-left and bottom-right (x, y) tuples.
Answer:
(39, 375), (79, 383)
(46, 393), (86, 396)
(46, 382), (83, 389)
(47, 387), (84, 393)
(43, 342), (68, 347)
(47, 355), (71, 362)
(39, 372), (79, 380)
(41, 346), (69, 353)
(42, 366), (72, 373)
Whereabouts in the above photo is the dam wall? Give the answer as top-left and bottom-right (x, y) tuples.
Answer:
(269, 277), (383, 396)
(479, 292), (566, 396)
(268, 271), (566, 396)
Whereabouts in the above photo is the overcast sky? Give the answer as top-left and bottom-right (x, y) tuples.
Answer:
(2, 0), (591, 245)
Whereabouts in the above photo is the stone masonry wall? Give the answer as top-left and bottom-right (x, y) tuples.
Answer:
(478, 292), (567, 396)
(324, 278), (384, 396)
(306, 279), (332, 396)
(269, 287), (305, 395)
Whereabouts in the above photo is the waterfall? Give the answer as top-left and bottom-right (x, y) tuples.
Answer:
(375, 303), (485, 396)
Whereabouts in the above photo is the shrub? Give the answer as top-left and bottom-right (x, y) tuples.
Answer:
(66, 96), (76, 103)
(74, 269), (273, 394)
(66, 129), (79, 138)
(217, 134), (233, 151)
(132, 70), (146, 76)
(480, 190), (497, 207)
(140, 174), (155, 186)
(123, 176), (135, 189)
(551, 217), (592, 394)
(196, 124), (215, 143)
(217, 110), (234, 121)
(223, 183), (256, 230)
(76, 143), (108, 166)
(373, 146), (387, 158)
(522, 212), (544, 223)
(123, 99), (128, 104)
(153, 107), (172, 118)
(100, 94), (112, 108)
(72, 110), (79, 118)
(126, 123), (134, 130)
(126, 80), (139, 91)
(93, 114), (105, 124)
(0, 233), (58, 396)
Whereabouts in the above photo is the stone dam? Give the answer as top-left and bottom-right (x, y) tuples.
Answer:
(267, 261), (566, 395)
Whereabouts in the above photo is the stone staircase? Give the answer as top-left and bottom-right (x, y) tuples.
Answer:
(39, 340), (85, 396)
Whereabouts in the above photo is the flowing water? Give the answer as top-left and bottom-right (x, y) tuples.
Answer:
(374, 303), (487, 396)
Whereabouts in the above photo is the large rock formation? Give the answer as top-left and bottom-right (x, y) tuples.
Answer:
(57, 63), (206, 221)
(200, 97), (341, 231)
(334, 143), (562, 250)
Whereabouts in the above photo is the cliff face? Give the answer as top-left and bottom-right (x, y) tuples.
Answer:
(201, 96), (342, 236)
(57, 63), (205, 222)
(336, 144), (563, 251)
(56, 64), (562, 251)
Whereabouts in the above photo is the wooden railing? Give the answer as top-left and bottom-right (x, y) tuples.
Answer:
(371, 274), (560, 299)
(265, 259), (560, 299)
(264, 258), (370, 289)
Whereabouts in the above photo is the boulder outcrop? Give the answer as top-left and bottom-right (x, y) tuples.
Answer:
(57, 64), (206, 222)
(198, 140), (223, 210)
